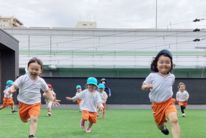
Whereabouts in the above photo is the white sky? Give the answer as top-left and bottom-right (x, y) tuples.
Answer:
(0, 0), (206, 29)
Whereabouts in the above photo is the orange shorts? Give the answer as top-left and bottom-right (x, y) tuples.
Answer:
(82, 110), (97, 123)
(152, 98), (177, 126)
(19, 102), (41, 123)
(178, 101), (188, 107)
(2, 97), (14, 107)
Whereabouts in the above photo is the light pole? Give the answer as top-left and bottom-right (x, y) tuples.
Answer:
(155, 0), (158, 29)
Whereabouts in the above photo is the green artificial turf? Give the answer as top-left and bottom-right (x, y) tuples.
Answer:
(0, 108), (205, 138)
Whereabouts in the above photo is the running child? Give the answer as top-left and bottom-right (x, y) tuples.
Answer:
(8, 57), (59, 138)
(98, 83), (108, 119)
(43, 83), (60, 117)
(75, 85), (82, 106)
(141, 49), (180, 138)
(66, 77), (104, 133)
(176, 82), (189, 117)
(65, 85), (82, 110)
(0, 80), (17, 113)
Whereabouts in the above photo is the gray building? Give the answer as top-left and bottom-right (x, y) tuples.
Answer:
(0, 29), (19, 93)
(3, 27), (206, 77)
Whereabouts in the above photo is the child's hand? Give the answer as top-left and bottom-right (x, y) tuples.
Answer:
(142, 83), (153, 91)
(65, 97), (73, 101)
(43, 92), (47, 97)
(52, 99), (61, 106)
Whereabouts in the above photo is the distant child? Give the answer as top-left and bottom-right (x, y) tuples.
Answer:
(98, 83), (108, 119)
(43, 83), (60, 116)
(176, 82), (189, 117)
(141, 49), (180, 138)
(8, 57), (58, 138)
(75, 85), (82, 106)
(0, 80), (17, 113)
(66, 77), (103, 133)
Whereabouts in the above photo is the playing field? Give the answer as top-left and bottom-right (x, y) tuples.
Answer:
(0, 108), (205, 138)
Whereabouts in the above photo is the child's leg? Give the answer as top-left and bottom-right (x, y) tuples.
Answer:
(0, 99), (7, 110)
(0, 105), (6, 110)
(81, 110), (89, 129)
(86, 112), (97, 133)
(86, 121), (93, 133)
(47, 101), (52, 116)
(102, 103), (106, 119)
(29, 116), (38, 136)
(180, 106), (185, 114)
(167, 112), (180, 138)
(102, 109), (105, 119)
(80, 118), (86, 129)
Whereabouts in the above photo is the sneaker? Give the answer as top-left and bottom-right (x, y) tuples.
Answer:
(11, 110), (17, 113)
(48, 112), (52, 117)
(85, 128), (92, 133)
(161, 126), (169, 135)
(80, 119), (85, 129)
(182, 113), (186, 117)
(29, 135), (36, 138)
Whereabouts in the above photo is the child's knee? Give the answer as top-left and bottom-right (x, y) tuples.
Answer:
(30, 117), (38, 123)
(168, 113), (178, 124)
(169, 116), (178, 124)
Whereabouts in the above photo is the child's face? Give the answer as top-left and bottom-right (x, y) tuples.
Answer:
(87, 85), (96, 92)
(179, 85), (186, 92)
(99, 88), (104, 92)
(76, 88), (82, 92)
(28, 62), (42, 77)
(157, 55), (171, 74)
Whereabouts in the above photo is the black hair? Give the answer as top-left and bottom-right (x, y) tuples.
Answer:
(150, 50), (173, 73)
(178, 82), (186, 88)
(27, 57), (43, 70)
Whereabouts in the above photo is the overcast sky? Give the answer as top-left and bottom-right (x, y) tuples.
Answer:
(0, 0), (206, 29)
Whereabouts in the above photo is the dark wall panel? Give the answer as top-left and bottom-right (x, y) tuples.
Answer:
(43, 77), (206, 105)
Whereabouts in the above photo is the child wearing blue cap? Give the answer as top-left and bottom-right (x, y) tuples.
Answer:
(0, 80), (17, 113)
(98, 83), (108, 119)
(66, 77), (103, 133)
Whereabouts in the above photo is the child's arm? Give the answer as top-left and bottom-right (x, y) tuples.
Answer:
(141, 83), (153, 91)
(66, 92), (84, 102)
(66, 97), (74, 101)
(97, 94), (104, 111)
(8, 85), (18, 94)
(45, 90), (60, 105)
(104, 93), (108, 102)
(186, 92), (189, 101)
(176, 92), (179, 102)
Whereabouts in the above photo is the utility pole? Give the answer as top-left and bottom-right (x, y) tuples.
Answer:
(155, 0), (158, 29)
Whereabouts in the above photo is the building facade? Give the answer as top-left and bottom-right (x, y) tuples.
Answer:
(3, 27), (206, 77)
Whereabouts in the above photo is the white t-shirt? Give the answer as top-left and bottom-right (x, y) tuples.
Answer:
(72, 89), (102, 112)
(143, 72), (175, 103)
(3, 87), (13, 98)
(75, 91), (81, 96)
(14, 73), (49, 104)
(176, 91), (189, 102)
(99, 91), (108, 103)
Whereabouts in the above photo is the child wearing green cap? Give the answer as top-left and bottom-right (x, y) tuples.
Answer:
(98, 83), (108, 119)
(75, 85), (82, 106)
